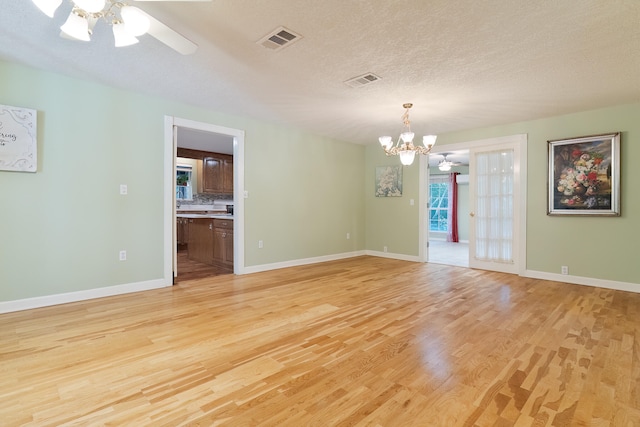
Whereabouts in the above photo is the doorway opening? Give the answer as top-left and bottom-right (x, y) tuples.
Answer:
(426, 150), (470, 268)
(421, 134), (527, 274)
(175, 127), (234, 282)
(163, 116), (245, 285)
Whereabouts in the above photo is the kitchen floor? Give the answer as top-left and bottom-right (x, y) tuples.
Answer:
(175, 247), (231, 282)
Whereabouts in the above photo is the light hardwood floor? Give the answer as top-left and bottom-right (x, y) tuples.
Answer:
(2, 256), (639, 426)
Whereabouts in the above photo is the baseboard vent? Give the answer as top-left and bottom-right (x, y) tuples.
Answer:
(257, 26), (302, 51)
(344, 73), (381, 88)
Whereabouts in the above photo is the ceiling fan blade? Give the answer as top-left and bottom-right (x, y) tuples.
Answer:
(137, 9), (198, 55)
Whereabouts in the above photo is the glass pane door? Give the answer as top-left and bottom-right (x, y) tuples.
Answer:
(469, 143), (520, 274)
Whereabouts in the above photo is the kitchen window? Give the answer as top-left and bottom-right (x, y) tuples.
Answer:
(176, 164), (193, 200)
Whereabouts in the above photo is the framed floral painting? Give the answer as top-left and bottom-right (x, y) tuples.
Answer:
(548, 132), (620, 216)
(375, 165), (403, 197)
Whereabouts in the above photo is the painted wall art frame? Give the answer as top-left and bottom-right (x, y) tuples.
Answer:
(375, 165), (403, 197)
(548, 132), (620, 216)
(0, 104), (38, 172)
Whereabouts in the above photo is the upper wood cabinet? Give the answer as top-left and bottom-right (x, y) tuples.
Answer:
(177, 148), (233, 194)
(202, 156), (223, 193)
(203, 154), (233, 194)
(221, 157), (233, 194)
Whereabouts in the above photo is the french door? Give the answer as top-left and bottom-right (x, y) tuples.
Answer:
(468, 137), (525, 274)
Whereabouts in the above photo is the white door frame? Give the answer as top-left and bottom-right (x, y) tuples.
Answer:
(419, 134), (527, 275)
(163, 116), (246, 282)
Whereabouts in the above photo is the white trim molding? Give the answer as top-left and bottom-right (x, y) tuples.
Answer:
(366, 251), (421, 262)
(523, 269), (640, 294)
(243, 251), (367, 274)
(0, 279), (168, 314)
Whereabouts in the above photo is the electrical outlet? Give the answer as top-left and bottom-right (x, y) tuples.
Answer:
(120, 184), (128, 195)
(119, 250), (127, 261)
(258, 240), (263, 249)
(346, 233), (350, 240)
(561, 265), (568, 275)
(383, 246), (388, 253)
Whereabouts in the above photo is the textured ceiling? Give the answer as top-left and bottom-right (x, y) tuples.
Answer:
(1, 0), (639, 146)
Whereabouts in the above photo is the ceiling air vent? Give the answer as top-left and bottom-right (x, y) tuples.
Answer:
(344, 73), (381, 88)
(257, 26), (302, 51)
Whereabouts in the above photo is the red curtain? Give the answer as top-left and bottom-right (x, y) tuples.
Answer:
(447, 172), (459, 242)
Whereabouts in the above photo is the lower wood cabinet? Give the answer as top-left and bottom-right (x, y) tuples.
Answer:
(176, 217), (189, 246)
(186, 217), (233, 272)
(212, 219), (234, 270)
(187, 218), (213, 265)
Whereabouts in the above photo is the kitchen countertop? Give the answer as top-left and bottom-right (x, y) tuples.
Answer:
(177, 214), (234, 219)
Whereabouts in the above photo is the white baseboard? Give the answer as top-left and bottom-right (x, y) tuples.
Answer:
(242, 251), (367, 274)
(365, 250), (421, 262)
(523, 269), (639, 293)
(0, 278), (170, 314)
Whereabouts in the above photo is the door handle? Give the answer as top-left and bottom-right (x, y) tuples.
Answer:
(209, 223), (212, 230)
(469, 212), (475, 217)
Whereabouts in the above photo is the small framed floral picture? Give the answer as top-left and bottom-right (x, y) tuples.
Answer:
(375, 165), (403, 197)
(548, 132), (620, 216)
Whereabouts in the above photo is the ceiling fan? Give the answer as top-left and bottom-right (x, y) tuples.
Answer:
(31, 0), (211, 55)
(437, 152), (466, 171)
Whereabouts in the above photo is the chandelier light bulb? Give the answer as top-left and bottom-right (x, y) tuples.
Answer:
(439, 162), (452, 172)
(399, 150), (416, 166)
(121, 6), (150, 36)
(32, 0), (63, 17)
(378, 136), (393, 150)
(113, 21), (139, 47)
(423, 135), (437, 149)
(400, 131), (414, 144)
(72, 0), (106, 13)
(60, 11), (91, 41)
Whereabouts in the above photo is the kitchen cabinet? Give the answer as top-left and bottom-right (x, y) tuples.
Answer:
(185, 217), (233, 272)
(213, 219), (234, 270)
(187, 218), (213, 265)
(176, 148), (234, 195)
(203, 154), (233, 194)
(176, 217), (189, 246)
(221, 156), (233, 193)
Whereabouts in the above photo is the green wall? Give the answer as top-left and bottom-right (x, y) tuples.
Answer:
(2, 57), (638, 304)
(365, 103), (640, 285)
(364, 149), (422, 256)
(0, 60), (365, 302)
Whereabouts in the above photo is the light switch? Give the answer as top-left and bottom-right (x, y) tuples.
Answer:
(120, 184), (128, 195)
(410, 199), (415, 206)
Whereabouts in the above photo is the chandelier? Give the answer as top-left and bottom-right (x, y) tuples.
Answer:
(379, 103), (437, 166)
(32, 0), (151, 47)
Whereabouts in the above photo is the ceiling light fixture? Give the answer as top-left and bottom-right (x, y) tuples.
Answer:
(32, 0), (150, 47)
(437, 153), (462, 171)
(379, 103), (437, 166)
(60, 8), (91, 41)
(438, 161), (452, 172)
